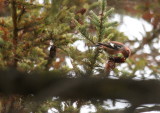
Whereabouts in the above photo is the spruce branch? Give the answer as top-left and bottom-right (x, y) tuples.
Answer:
(104, 21), (118, 28)
(86, 0), (107, 75)
(89, 11), (100, 27)
(98, 0), (106, 41)
(103, 8), (114, 20)
(74, 19), (95, 44)
(74, 0), (118, 76)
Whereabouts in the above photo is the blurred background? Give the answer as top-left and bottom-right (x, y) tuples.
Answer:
(0, 0), (160, 113)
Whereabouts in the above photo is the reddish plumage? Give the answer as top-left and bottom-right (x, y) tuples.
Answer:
(96, 41), (131, 59)
(105, 60), (115, 72)
(96, 41), (131, 74)
(108, 56), (126, 63)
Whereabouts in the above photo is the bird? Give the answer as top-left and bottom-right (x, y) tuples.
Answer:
(96, 41), (131, 75)
(96, 41), (131, 59)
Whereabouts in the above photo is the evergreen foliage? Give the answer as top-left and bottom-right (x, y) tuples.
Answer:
(0, 0), (129, 112)
(71, 0), (127, 76)
(1, 0), (159, 112)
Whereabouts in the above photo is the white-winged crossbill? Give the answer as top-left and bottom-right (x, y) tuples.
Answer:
(96, 41), (131, 73)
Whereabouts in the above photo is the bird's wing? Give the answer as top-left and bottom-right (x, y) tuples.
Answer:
(97, 42), (123, 50)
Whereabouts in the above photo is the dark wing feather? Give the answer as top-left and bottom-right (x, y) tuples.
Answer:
(97, 42), (123, 50)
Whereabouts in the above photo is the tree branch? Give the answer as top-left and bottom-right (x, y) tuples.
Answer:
(0, 69), (160, 106)
(11, 0), (18, 67)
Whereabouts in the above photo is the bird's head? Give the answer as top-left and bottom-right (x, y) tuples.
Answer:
(122, 47), (131, 58)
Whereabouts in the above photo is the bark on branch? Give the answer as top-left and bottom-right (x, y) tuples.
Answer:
(0, 69), (160, 106)
(11, 0), (18, 67)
